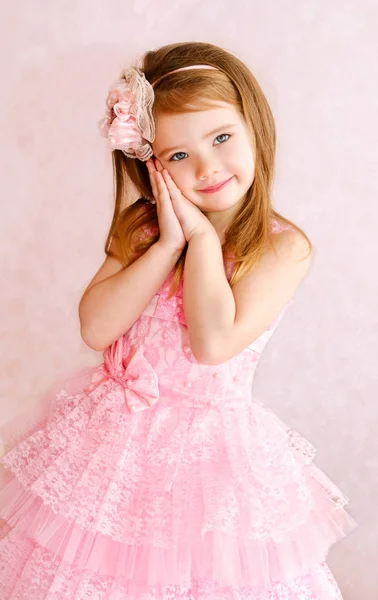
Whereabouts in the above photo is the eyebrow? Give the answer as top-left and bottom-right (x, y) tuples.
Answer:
(157, 123), (238, 157)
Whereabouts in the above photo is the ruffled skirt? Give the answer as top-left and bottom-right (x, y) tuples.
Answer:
(0, 364), (357, 599)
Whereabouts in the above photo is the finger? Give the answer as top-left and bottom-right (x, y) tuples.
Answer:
(154, 158), (163, 171)
(151, 174), (159, 204)
(155, 170), (169, 195)
(162, 169), (181, 197)
(146, 159), (157, 176)
(146, 159), (157, 172)
(162, 168), (175, 184)
(146, 160), (159, 200)
(155, 171), (173, 206)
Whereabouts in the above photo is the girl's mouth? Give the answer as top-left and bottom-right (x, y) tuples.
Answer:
(198, 176), (234, 193)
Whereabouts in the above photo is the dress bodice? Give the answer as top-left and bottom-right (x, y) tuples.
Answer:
(96, 218), (294, 412)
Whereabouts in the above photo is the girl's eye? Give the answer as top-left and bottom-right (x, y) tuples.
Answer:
(169, 133), (231, 162)
(169, 151), (188, 162)
(214, 133), (230, 145)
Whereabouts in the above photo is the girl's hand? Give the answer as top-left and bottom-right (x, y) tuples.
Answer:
(151, 159), (216, 243)
(146, 158), (187, 253)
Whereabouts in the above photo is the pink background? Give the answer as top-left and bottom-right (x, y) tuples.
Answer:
(1, 2), (377, 598)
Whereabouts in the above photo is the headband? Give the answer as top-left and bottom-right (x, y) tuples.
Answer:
(98, 64), (219, 161)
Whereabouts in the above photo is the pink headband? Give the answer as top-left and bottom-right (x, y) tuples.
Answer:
(98, 64), (219, 161)
(151, 64), (218, 88)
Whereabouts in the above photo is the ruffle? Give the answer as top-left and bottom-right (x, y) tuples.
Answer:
(0, 374), (357, 592)
(0, 529), (346, 599)
(0, 472), (356, 589)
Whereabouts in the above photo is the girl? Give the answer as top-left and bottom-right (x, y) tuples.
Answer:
(0, 42), (357, 599)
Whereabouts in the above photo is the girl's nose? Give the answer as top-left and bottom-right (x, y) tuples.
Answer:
(196, 156), (221, 181)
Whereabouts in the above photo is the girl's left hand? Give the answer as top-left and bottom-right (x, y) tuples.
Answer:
(150, 158), (216, 242)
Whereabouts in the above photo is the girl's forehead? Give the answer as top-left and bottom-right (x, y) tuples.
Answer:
(155, 103), (241, 127)
(153, 104), (244, 144)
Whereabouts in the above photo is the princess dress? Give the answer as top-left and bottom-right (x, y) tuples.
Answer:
(0, 219), (357, 599)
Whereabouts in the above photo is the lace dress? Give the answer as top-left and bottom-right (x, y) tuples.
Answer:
(0, 219), (357, 599)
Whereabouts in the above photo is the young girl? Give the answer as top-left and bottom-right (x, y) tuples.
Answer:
(0, 42), (357, 599)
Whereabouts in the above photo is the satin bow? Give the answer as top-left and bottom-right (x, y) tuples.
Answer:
(86, 339), (159, 414)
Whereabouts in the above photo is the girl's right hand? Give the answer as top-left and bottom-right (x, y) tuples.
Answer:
(146, 158), (187, 254)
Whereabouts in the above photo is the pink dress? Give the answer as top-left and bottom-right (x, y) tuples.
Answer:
(0, 219), (357, 599)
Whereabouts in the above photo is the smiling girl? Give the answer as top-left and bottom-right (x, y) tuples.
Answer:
(0, 41), (356, 599)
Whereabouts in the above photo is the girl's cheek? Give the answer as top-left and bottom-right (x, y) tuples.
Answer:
(168, 168), (189, 189)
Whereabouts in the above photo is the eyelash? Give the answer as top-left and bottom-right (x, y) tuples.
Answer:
(168, 133), (232, 162)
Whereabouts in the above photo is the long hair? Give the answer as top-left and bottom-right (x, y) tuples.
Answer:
(104, 41), (312, 298)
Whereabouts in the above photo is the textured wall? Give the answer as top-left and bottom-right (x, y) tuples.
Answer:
(1, 1), (377, 598)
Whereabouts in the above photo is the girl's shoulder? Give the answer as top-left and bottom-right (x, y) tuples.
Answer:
(270, 217), (295, 235)
(223, 218), (305, 281)
(269, 218), (311, 259)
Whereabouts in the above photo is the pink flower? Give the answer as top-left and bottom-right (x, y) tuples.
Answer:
(98, 68), (155, 161)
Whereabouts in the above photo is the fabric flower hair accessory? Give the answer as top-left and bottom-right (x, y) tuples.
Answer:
(98, 66), (155, 161)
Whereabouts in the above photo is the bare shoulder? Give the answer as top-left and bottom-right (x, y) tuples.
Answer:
(270, 226), (313, 264)
(213, 227), (314, 361)
(234, 226), (313, 304)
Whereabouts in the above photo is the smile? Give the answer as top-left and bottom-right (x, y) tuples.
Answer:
(198, 176), (234, 194)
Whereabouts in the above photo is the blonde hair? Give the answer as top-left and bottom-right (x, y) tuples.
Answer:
(104, 41), (312, 298)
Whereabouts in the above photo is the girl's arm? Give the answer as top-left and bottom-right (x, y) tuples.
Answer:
(184, 227), (313, 364)
(79, 241), (182, 352)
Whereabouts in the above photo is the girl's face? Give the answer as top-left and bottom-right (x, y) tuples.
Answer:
(151, 102), (255, 220)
